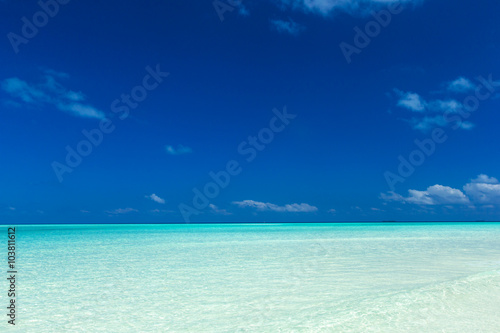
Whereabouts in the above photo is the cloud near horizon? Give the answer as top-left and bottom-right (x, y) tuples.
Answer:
(105, 208), (139, 215)
(209, 204), (232, 215)
(1, 69), (106, 119)
(381, 174), (500, 206)
(233, 200), (318, 212)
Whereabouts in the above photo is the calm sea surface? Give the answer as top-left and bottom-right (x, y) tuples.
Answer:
(2, 223), (500, 332)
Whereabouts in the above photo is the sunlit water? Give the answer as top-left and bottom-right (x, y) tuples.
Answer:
(1, 223), (500, 332)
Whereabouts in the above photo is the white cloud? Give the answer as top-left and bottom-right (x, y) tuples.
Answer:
(382, 185), (470, 205)
(447, 77), (476, 93)
(1, 71), (105, 119)
(470, 174), (499, 184)
(396, 91), (426, 112)
(382, 175), (500, 207)
(328, 208), (336, 214)
(146, 193), (165, 204)
(233, 200), (318, 212)
(463, 175), (500, 204)
(276, 0), (420, 16)
(165, 144), (193, 155)
(270, 18), (305, 35)
(106, 208), (138, 215)
(209, 204), (232, 215)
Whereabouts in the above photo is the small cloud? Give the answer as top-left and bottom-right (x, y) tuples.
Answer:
(209, 204), (232, 215)
(447, 77), (476, 93)
(270, 18), (305, 36)
(106, 208), (138, 215)
(8, 207), (15, 211)
(395, 90), (426, 112)
(233, 200), (318, 212)
(328, 208), (336, 214)
(80, 210), (90, 213)
(165, 144), (193, 155)
(146, 193), (165, 204)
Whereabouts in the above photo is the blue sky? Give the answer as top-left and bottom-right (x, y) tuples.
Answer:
(1, 0), (500, 223)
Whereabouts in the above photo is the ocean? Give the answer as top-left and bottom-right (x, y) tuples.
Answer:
(2, 223), (500, 332)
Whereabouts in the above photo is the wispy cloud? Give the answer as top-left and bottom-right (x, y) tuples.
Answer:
(146, 193), (165, 204)
(209, 204), (232, 215)
(233, 200), (318, 212)
(105, 208), (138, 215)
(1, 70), (105, 119)
(270, 18), (305, 36)
(149, 208), (173, 214)
(165, 144), (193, 155)
(382, 174), (500, 206)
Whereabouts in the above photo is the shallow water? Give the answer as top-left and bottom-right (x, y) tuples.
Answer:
(2, 223), (500, 332)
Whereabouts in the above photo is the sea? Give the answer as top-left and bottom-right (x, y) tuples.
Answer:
(1, 222), (500, 332)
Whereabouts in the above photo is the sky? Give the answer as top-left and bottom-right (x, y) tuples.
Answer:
(1, 0), (500, 223)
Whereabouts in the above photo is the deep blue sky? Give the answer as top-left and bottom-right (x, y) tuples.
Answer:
(1, 0), (500, 223)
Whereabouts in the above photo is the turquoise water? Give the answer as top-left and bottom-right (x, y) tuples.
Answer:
(2, 223), (500, 332)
